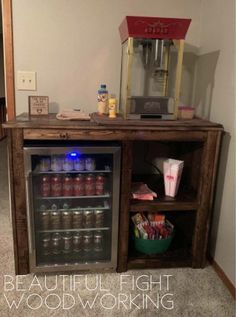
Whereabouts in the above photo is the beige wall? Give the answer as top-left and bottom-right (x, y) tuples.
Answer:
(12, 0), (202, 114)
(193, 0), (235, 286)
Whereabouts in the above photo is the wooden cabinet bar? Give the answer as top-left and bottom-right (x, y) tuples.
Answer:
(4, 113), (223, 275)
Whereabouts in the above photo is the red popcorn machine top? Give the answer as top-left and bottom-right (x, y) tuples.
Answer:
(119, 16), (191, 120)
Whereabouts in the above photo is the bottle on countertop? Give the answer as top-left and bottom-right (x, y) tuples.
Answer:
(97, 84), (108, 115)
(108, 94), (117, 118)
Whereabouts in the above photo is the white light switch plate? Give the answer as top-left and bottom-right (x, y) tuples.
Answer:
(17, 71), (36, 90)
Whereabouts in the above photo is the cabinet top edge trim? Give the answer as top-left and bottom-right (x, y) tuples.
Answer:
(3, 113), (224, 131)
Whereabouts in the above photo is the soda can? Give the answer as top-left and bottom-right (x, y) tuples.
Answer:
(51, 174), (62, 197)
(62, 174), (73, 196)
(62, 232), (72, 254)
(94, 209), (105, 228)
(51, 233), (61, 255)
(85, 158), (96, 171)
(63, 156), (74, 171)
(95, 174), (105, 195)
(73, 232), (83, 252)
(51, 155), (63, 172)
(40, 210), (50, 230)
(83, 231), (93, 252)
(74, 157), (85, 171)
(39, 157), (51, 172)
(83, 210), (94, 228)
(74, 174), (85, 196)
(93, 231), (103, 252)
(61, 210), (72, 229)
(50, 208), (61, 229)
(41, 233), (51, 256)
(72, 210), (83, 228)
(85, 174), (95, 196)
(40, 175), (51, 197)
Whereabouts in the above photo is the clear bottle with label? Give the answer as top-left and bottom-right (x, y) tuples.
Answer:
(108, 94), (117, 118)
(97, 84), (108, 115)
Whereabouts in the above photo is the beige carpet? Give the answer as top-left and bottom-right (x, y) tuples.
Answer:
(0, 139), (235, 317)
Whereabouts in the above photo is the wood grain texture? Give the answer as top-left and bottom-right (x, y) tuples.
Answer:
(130, 201), (199, 212)
(0, 98), (6, 140)
(4, 113), (224, 131)
(117, 141), (133, 273)
(8, 129), (29, 274)
(128, 257), (192, 269)
(128, 246), (192, 269)
(23, 128), (208, 142)
(192, 131), (222, 268)
(2, 0), (15, 120)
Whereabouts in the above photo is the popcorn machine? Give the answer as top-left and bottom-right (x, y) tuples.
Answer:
(119, 16), (191, 119)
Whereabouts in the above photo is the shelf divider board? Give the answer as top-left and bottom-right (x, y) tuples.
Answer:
(128, 253), (192, 269)
(117, 140), (133, 273)
(130, 200), (199, 212)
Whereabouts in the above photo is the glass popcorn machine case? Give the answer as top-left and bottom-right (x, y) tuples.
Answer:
(24, 143), (121, 273)
(119, 16), (191, 119)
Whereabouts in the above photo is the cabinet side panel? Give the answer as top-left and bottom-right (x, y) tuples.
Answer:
(9, 128), (29, 274)
(192, 131), (221, 268)
(7, 129), (18, 273)
(117, 141), (133, 272)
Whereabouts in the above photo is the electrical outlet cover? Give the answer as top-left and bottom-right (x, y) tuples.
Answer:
(17, 71), (36, 91)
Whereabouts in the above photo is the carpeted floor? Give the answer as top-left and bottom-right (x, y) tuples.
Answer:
(0, 139), (235, 317)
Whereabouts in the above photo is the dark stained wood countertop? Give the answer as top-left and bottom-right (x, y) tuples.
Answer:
(3, 112), (224, 131)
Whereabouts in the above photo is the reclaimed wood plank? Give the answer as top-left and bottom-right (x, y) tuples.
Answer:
(117, 141), (133, 272)
(192, 131), (222, 268)
(9, 129), (29, 274)
(23, 128), (208, 142)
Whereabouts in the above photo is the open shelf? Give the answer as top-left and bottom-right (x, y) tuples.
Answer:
(128, 210), (195, 269)
(130, 174), (198, 212)
(131, 192), (198, 212)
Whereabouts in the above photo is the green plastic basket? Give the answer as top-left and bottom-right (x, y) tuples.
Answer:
(134, 234), (174, 255)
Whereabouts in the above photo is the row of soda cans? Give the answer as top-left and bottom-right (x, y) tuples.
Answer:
(39, 203), (105, 230)
(40, 173), (106, 197)
(39, 156), (97, 172)
(41, 230), (105, 255)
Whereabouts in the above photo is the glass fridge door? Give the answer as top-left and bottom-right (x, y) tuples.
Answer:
(24, 146), (120, 272)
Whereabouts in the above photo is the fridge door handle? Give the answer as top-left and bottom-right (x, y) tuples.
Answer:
(25, 174), (34, 255)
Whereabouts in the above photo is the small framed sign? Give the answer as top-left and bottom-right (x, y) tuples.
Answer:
(29, 96), (49, 116)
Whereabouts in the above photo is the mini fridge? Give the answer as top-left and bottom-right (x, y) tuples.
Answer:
(24, 143), (121, 273)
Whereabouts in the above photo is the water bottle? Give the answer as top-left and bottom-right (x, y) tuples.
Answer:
(97, 84), (108, 115)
